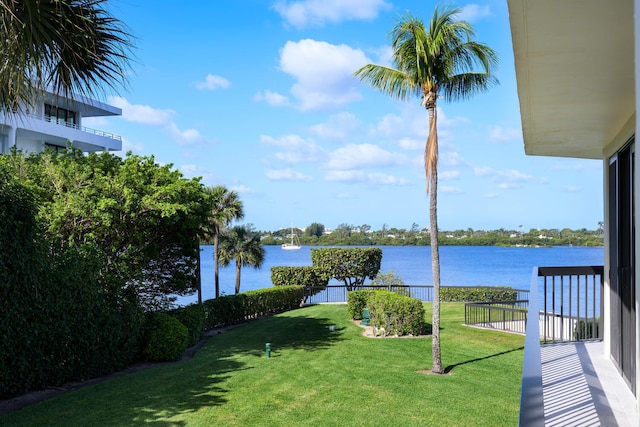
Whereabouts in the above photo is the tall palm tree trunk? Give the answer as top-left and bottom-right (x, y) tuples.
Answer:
(214, 232), (220, 298)
(196, 240), (202, 305)
(426, 99), (443, 374)
(235, 262), (242, 294)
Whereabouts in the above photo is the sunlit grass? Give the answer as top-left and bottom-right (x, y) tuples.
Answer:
(1, 303), (524, 426)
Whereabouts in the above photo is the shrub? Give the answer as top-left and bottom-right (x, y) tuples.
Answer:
(142, 313), (189, 362)
(170, 304), (206, 346)
(347, 290), (376, 320)
(311, 247), (382, 290)
(203, 286), (305, 329)
(574, 318), (600, 340)
(270, 266), (328, 288)
(368, 291), (426, 336)
(440, 286), (518, 302)
(370, 270), (410, 296)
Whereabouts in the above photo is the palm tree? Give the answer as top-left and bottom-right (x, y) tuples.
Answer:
(0, 0), (134, 113)
(218, 225), (265, 294)
(355, 5), (498, 374)
(204, 186), (244, 298)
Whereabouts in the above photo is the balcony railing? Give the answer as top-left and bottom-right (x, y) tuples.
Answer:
(10, 111), (122, 142)
(518, 265), (605, 426)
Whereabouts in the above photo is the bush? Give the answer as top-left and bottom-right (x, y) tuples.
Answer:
(370, 270), (410, 296)
(368, 291), (426, 336)
(347, 290), (376, 320)
(270, 266), (328, 288)
(203, 286), (305, 329)
(142, 313), (189, 362)
(170, 304), (206, 346)
(574, 318), (600, 340)
(440, 286), (518, 302)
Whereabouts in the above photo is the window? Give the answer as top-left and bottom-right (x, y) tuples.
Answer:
(44, 104), (76, 128)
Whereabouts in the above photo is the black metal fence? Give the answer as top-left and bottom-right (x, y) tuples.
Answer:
(303, 285), (434, 304)
(304, 285), (529, 305)
(537, 265), (603, 342)
(464, 300), (529, 334)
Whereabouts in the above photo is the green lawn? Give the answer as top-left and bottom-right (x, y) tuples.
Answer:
(1, 303), (524, 426)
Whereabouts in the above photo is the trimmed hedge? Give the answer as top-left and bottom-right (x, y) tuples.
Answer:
(440, 286), (518, 302)
(142, 313), (189, 362)
(270, 266), (328, 288)
(203, 286), (305, 329)
(347, 290), (376, 320)
(368, 291), (426, 336)
(170, 304), (206, 346)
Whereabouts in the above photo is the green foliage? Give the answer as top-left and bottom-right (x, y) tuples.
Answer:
(370, 270), (410, 296)
(218, 225), (265, 294)
(142, 313), (189, 362)
(574, 318), (600, 340)
(270, 266), (328, 288)
(368, 291), (426, 336)
(170, 304), (206, 346)
(0, 149), (210, 310)
(305, 222), (325, 237)
(440, 286), (518, 302)
(0, 171), (144, 399)
(203, 286), (305, 329)
(311, 247), (382, 290)
(347, 290), (376, 320)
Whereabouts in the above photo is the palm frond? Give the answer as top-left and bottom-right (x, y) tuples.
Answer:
(354, 64), (416, 101)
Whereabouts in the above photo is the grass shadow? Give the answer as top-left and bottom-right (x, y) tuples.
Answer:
(443, 346), (524, 374)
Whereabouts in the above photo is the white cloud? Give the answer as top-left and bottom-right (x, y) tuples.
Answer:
(475, 166), (535, 189)
(308, 112), (360, 140)
(325, 169), (408, 185)
(441, 186), (464, 194)
(488, 125), (522, 143)
(230, 184), (255, 195)
(196, 74), (231, 91)
(274, 0), (391, 29)
(458, 4), (492, 22)
(440, 170), (461, 180)
(564, 185), (583, 192)
(253, 90), (291, 107)
(108, 96), (174, 125)
(168, 123), (203, 145)
(261, 134), (327, 163)
(278, 39), (368, 110)
(326, 143), (408, 170)
(265, 168), (313, 181)
(398, 137), (422, 150)
(119, 137), (144, 154)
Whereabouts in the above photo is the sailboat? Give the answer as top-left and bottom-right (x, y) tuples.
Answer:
(281, 224), (301, 250)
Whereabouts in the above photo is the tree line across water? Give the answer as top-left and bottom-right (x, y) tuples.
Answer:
(256, 223), (604, 247)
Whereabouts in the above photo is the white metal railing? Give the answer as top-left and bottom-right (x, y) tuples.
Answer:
(16, 111), (122, 142)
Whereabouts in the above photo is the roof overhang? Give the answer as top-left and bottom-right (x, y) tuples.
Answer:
(507, 0), (635, 159)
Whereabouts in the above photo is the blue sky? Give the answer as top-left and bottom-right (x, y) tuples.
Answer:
(86, 0), (603, 232)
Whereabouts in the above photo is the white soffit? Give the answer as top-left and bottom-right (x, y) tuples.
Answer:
(507, 0), (634, 159)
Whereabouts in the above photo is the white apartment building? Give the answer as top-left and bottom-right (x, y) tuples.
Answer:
(0, 90), (122, 153)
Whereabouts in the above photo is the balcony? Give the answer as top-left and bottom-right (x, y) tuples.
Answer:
(518, 266), (638, 426)
(1, 108), (122, 152)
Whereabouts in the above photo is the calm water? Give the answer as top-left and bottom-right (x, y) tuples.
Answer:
(179, 245), (604, 305)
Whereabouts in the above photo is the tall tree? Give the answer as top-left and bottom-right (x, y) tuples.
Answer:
(204, 186), (244, 298)
(218, 225), (265, 294)
(355, 5), (498, 374)
(0, 0), (134, 113)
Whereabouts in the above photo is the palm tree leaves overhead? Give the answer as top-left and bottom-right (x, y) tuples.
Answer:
(0, 0), (134, 112)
